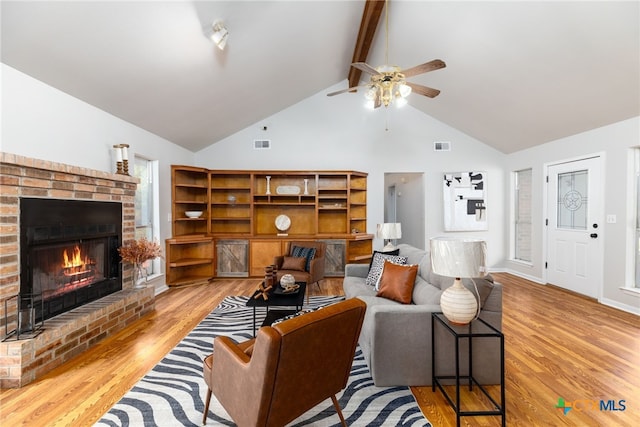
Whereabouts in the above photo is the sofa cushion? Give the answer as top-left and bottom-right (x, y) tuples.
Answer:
(290, 246), (316, 271)
(365, 253), (408, 287)
(376, 261), (418, 304)
(411, 277), (442, 305)
(280, 256), (306, 271)
(343, 276), (377, 299)
(397, 244), (428, 266)
(418, 252), (432, 280)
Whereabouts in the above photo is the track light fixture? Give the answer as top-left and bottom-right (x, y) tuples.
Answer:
(205, 20), (228, 50)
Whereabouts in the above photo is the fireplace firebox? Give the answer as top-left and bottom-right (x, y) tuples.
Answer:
(20, 198), (122, 322)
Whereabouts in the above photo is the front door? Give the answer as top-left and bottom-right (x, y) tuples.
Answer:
(546, 156), (603, 298)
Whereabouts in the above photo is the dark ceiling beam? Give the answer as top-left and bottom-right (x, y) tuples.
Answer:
(347, 0), (385, 90)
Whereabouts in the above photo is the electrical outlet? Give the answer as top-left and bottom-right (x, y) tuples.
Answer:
(606, 214), (616, 224)
(168, 213), (172, 222)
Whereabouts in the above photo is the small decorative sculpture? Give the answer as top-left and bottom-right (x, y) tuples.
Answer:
(303, 179), (309, 195)
(254, 280), (272, 301)
(280, 274), (299, 293)
(265, 176), (272, 195)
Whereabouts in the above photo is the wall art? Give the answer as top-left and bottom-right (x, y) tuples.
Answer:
(443, 171), (487, 231)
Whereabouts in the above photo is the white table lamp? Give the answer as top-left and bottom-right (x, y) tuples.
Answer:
(430, 237), (486, 325)
(377, 223), (402, 251)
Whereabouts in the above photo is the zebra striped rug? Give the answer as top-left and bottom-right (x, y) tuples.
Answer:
(96, 296), (431, 426)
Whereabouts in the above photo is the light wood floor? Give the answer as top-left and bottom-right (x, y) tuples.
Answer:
(1, 273), (638, 426)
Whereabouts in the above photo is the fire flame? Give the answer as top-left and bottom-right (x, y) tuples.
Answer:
(63, 245), (87, 268)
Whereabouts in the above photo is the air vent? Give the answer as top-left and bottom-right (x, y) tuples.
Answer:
(433, 141), (451, 151)
(254, 139), (271, 149)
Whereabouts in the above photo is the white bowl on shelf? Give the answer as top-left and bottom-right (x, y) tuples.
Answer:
(185, 211), (203, 218)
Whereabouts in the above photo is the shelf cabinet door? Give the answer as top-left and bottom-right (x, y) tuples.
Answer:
(215, 239), (249, 277)
(319, 239), (346, 276)
(249, 240), (285, 276)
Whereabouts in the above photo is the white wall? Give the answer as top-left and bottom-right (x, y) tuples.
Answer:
(505, 117), (640, 313)
(195, 82), (508, 268)
(1, 64), (195, 288)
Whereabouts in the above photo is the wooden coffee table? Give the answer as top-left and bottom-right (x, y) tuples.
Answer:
(246, 281), (307, 336)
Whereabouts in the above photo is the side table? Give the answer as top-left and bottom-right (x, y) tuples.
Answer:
(432, 312), (505, 427)
(246, 281), (307, 337)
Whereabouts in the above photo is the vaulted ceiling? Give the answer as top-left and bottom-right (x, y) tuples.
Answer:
(2, 1), (638, 154)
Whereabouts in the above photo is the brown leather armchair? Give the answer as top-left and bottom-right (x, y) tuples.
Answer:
(274, 240), (326, 300)
(202, 298), (366, 426)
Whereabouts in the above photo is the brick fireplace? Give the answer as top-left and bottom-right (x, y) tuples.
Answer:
(0, 153), (155, 388)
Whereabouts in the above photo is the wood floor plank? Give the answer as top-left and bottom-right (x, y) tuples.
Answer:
(1, 274), (638, 426)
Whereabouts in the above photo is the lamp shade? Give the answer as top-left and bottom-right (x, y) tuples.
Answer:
(430, 237), (486, 325)
(430, 237), (486, 278)
(377, 223), (402, 240)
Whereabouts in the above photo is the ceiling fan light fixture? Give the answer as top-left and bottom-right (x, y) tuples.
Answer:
(398, 83), (412, 98)
(365, 85), (378, 100)
(394, 96), (408, 108)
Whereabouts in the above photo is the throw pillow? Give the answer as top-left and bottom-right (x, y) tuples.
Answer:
(367, 248), (400, 270)
(281, 256), (306, 271)
(376, 260), (418, 304)
(291, 246), (317, 272)
(365, 252), (407, 287)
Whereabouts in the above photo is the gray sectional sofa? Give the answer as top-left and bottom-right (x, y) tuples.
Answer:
(343, 243), (502, 386)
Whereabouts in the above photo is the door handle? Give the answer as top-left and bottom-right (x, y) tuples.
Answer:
(590, 233), (598, 238)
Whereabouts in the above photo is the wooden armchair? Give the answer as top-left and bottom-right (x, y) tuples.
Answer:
(202, 298), (366, 426)
(274, 241), (326, 300)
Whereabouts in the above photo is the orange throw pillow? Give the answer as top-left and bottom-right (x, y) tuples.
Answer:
(281, 256), (306, 271)
(376, 260), (418, 304)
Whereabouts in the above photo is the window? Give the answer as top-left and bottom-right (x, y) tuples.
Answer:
(133, 156), (160, 277)
(514, 169), (532, 262)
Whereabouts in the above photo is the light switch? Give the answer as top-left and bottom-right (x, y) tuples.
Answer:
(606, 214), (616, 224)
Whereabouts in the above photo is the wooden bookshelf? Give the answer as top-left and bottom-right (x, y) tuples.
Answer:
(167, 167), (373, 280)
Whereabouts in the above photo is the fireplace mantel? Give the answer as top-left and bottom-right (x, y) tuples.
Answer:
(0, 152), (155, 388)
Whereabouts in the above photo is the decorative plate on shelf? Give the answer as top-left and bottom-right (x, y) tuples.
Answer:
(276, 185), (300, 195)
(275, 214), (291, 233)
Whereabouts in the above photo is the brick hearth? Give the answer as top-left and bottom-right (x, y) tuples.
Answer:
(0, 153), (155, 388)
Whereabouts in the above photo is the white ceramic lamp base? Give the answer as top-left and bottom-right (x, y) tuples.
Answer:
(440, 278), (478, 325)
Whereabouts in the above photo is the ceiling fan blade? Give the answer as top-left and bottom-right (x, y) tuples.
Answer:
(327, 85), (367, 97)
(402, 59), (446, 77)
(351, 62), (381, 75)
(405, 82), (441, 98)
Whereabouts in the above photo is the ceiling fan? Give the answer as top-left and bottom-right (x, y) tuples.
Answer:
(327, 0), (446, 108)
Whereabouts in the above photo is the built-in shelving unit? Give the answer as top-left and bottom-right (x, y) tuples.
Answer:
(167, 167), (373, 282)
(171, 166), (209, 237)
(165, 236), (214, 286)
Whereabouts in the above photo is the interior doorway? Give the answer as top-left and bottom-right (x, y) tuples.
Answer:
(384, 173), (425, 250)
